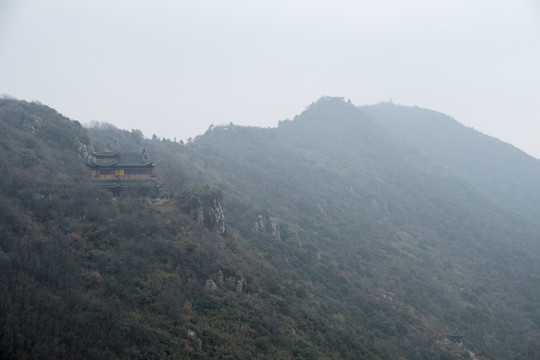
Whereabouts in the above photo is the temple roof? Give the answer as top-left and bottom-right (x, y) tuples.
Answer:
(91, 144), (120, 158)
(116, 152), (153, 166)
(91, 151), (120, 158)
(86, 148), (155, 168)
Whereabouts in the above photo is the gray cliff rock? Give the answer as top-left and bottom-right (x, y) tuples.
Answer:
(226, 276), (246, 294)
(213, 269), (224, 286)
(186, 329), (202, 350)
(180, 187), (226, 236)
(255, 215), (281, 240)
(207, 270), (246, 294)
(255, 215), (266, 232)
(208, 198), (226, 235)
(269, 217), (281, 240)
(205, 279), (218, 293)
(74, 141), (96, 165)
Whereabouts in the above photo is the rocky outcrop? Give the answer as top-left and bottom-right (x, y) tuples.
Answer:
(74, 141), (96, 165)
(205, 279), (218, 293)
(207, 198), (226, 235)
(186, 329), (202, 350)
(254, 215), (266, 233)
(194, 206), (205, 225)
(187, 198), (225, 235)
(226, 276), (246, 294)
(179, 186), (226, 235)
(206, 269), (246, 294)
(213, 269), (224, 285)
(255, 215), (281, 240)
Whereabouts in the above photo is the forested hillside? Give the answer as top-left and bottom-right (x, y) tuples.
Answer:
(363, 102), (540, 221)
(1, 97), (540, 359)
(191, 97), (540, 359)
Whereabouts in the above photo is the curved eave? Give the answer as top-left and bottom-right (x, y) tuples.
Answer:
(86, 163), (155, 169)
(85, 161), (119, 168)
(90, 151), (120, 158)
(116, 163), (156, 168)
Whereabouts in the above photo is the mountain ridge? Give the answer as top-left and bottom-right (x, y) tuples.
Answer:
(190, 96), (540, 358)
(1, 97), (540, 359)
(362, 101), (540, 220)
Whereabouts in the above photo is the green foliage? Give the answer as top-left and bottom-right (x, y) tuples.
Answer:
(18, 150), (39, 167)
(131, 128), (144, 144)
(188, 97), (540, 359)
(2, 97), (540, 359)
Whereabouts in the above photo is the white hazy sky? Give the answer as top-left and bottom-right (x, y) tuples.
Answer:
(1, 1), (540, 156)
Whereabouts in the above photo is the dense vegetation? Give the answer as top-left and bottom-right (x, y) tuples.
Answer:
(1, 97), (539, 359)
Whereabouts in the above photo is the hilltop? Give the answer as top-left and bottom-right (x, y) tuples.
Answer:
(191, 97), (540, 358)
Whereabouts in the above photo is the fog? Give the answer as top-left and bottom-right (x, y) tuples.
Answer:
(1, 0), (539, 156)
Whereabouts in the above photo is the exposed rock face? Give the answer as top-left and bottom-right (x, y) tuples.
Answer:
(75, 141), (96, 165)
(195, 206), (205, 225)
(187, 329), (202, 350)
(205, 279), (218, 293)
(226, 276), (246, 294)
(255, 215), (266, 233)
(206, 269), (246, 294)
(269, 217), (281, 240)
(235, 280), (244, 294)
(255, 215), (281, 240)
(189, 199), (225, 235)
(208, 198), (226, 235)
(179, 187), (226, 236)
(213, 269), (224, 285)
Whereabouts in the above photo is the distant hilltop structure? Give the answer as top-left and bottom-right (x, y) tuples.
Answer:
(82, 144), (158, 193)
(449, 328), (464, 343)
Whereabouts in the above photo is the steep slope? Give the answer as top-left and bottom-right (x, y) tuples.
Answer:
(363, 102), (540, 220)
(0, 99), (383, 359)
(191, 97), (540, 359)
(2, 97), (540, 359)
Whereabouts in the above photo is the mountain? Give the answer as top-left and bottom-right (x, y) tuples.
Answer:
(1, 97), (540, 359)
(363, 102), (540, 221)
(190, 97), (540, 358)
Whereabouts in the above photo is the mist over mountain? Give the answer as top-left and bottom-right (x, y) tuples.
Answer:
(363, 102), (540, 221)
(1, 97), (539, 359)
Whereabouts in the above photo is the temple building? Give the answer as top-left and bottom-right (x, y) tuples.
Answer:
(85, 146), (157, 192)
(449, 328), (464, 343)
